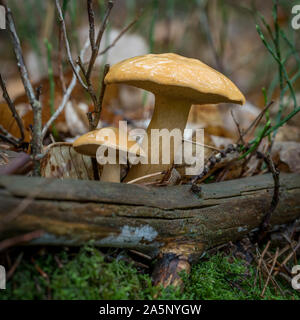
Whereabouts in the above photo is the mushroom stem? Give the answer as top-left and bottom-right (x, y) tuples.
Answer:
(100, 163), (121, 183)
(125, 94), (191, 182)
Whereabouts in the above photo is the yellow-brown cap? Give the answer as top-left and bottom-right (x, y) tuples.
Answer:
(105, 53), (246, 105)
(73, 127), (138, 157)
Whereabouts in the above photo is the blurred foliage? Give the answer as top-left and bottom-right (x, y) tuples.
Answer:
(2, 0), (299, 99)
(239, 0), (300, 158)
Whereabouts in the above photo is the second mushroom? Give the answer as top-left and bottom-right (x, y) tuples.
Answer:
(73, 127), (138, 183)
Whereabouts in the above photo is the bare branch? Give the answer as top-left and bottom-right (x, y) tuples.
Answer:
(35, 85), (42, 101)
(76, 56), (87, 77)
(58, 24), (67, 93)
(6, 7), (42, 175)
(231, 109), (245, 146)
(87, 111), (94, 131)
(0, 125), (20, 147)
(99, 15), (140, 56)
(53, 0), (139, 141)
(86, 0), (114, 81)
(240, 101), (274, 143)
(6, 9), (37, 107)
(0, 73), (25, 142)
(42, 39), (90, 139)
(76, 56), (98, 107)
(92, 64), (110, 129)
(87, 0), (96, 51)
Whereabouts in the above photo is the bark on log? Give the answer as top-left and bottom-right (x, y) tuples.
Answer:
(0, 173), (299, 258)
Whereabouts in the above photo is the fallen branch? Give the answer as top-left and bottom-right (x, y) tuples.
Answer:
(0, 173), (299, 258)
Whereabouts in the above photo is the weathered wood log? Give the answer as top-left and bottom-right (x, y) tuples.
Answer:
(0, 173), (299, 257)
(1, 173), (300, 287)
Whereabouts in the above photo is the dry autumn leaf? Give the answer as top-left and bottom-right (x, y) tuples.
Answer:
(272, 141), (300, 173)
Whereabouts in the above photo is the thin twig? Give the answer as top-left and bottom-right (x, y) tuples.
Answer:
(0, 134), (18, 147)
(231, 109), (245, 145)
(87, 111), (94, 131)
(126, 171), (164, 184)
(92, 64), (110, 129)
(238, 101), (274, 144)
(86, 0), (114, 81)
(254, 241), (270, 288)
(239, 122), (271, 171)
(42, 39), (90, 139)
(0, 74), (25, 141)
(55, 0), (88, 90)
(56, 0), (114, 141)
(6, 7), (42, 175)
(7, 252), (23, 281)
(255, 247), (285, 296)
(87, 0), (96, 51)
(183, 139), (221, 152)
(76, 55), (98, 107)
(99, 15), (140, 56)
(0, 230), (44, 252)
(0, 125), (20, 147)
(261, 248), (279, 297)
(58, 24), (66, 93)
(35, 85), (42, 101)
(129, 249), (152, 260)
(266, 243), (294, 264)
(76, 56), (87, 77)
(274, 240), (300, 277)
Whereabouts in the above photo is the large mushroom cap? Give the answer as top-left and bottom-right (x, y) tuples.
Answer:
(105, 53), (246, 105)
(73, 127), (138, 157)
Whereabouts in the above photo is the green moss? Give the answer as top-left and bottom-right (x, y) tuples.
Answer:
(182, 254), (299, 300)
(1, 246), (156, 300)
(1, 246), (299, 300)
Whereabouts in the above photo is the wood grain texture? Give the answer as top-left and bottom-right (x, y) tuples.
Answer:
(0, 173), (299, 260)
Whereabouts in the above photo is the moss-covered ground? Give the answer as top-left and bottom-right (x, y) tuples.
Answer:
(1, 245), (299, 300)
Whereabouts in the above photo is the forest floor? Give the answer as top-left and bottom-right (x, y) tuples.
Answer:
(1, 244), (299, 300)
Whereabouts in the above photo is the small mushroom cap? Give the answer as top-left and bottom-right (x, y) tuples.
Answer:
(73, 127), (139, 157)
(105, 53), (245, 105)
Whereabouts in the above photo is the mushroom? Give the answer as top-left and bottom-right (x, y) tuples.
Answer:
(73, 127), (138, 183)
(104, 53), (246, 182)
